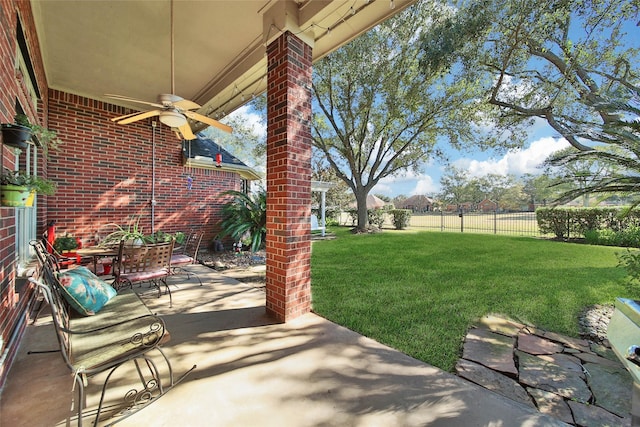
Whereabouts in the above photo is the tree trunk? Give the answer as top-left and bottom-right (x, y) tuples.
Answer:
(355, 190), (369, 231)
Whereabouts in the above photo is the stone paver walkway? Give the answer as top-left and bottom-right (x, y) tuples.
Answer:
(456, 315), (633, 426)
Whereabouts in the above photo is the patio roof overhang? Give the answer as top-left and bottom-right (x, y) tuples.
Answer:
(30, 0), (417, 127)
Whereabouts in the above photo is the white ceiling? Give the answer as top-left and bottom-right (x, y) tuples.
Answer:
(30, 0), (416, 127)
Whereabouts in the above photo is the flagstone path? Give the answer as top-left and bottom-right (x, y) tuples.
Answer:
(456, 315), (633, 426)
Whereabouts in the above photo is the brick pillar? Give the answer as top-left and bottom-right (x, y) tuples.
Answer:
(265, 31), (312, 322)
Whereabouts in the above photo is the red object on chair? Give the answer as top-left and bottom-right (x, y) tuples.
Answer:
(42, 220), (81, 268)
(45, 221), (56, 254)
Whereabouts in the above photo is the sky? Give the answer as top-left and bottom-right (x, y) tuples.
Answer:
(374, 121), (571, 198)
(229, 105), (571, 198)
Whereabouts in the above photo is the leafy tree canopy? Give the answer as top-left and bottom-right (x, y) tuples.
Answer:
(312, 0), (505, 230)
(425, 0), (640, 151)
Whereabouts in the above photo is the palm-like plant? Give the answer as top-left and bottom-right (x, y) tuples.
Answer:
(218, 189), (266, 252)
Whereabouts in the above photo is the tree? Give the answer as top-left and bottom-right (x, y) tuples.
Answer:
(312, 1), (496, 231)
(437, 167), (478, 206)
(544, 92), (640, 206)
(543, 147), (616, 206)
(522, 173), (562, 207)
(429, 0), (639, 152)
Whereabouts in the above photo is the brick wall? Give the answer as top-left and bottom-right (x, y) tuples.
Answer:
(0, 0), (48, 390)
(45, 90), (240, 247)
(0, 0), (242, 390)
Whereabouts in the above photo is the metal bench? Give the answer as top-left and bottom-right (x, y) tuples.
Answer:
(29, 240), (195, 426)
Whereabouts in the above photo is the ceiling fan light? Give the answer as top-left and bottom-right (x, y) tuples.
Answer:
(159, 110), (187, 128)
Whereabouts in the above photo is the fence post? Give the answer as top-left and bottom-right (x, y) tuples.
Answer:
(441, 210), (444, 231)
(494, 210), (497, 234)
(459, 211), (464, 233)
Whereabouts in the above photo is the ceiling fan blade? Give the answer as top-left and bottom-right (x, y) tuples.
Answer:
(114, 110), (161, 125)
(183, 111), (233, 133)
(173, 99), (201, 111)
(111, 111), (147, 122)
(105, 94), (164, 109)
(177, 123), (196, 140)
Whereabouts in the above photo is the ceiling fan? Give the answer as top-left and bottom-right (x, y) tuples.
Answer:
(107, 0), (231, 140)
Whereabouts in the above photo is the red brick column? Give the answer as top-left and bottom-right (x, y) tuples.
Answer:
(265, 32), (312, 322)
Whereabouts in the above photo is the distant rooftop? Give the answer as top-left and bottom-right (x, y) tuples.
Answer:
(182, 135), (261, 181)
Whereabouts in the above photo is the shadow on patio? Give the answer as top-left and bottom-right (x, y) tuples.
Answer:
(0, 265), (563, 426)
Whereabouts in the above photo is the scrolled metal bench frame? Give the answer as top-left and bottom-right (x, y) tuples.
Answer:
(28, 240), (195, 426)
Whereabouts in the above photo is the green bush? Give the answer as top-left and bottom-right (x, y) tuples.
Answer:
(536, 208), (569, 238)
(368, 209), (386, 228)
(617, 248), (640, 294)
(218, 189), (266, 252)
(537, 207), (640, 240)
(391, 209), (411, 230)
(583, 227), (640, 248)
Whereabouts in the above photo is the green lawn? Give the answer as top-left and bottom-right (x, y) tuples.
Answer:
(310, 228), (635, 372)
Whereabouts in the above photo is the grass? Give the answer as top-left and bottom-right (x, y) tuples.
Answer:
(311, 227), (635, 372)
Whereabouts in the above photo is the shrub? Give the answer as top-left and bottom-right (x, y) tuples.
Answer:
(537, 207), (640, 240)
(391, 209), (411, 230)
(617, 248), (640, 294)
(536, 208), (569, 238)
(583, 227), (640, 248)
(218, 189), (266, 252)
(368, 209), (386, 228)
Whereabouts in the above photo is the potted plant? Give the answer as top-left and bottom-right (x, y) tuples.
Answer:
(1, 168), (57, 207)
(99, 216), (146, 247)
(15, 114), (63, 157)
(1, 116), (32, 149)
(53, 235), (79, 253)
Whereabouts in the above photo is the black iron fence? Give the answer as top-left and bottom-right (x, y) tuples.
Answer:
(339, 210), (544, 237)
(408, 211), (543, 236)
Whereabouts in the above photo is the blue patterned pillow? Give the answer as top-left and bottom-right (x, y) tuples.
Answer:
(56, 266), (117, 316)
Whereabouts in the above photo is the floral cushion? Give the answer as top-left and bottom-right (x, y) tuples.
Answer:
(56, 266), (117, 316)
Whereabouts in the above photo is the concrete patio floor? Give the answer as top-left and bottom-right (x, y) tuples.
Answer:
(0, 264), (564, 426)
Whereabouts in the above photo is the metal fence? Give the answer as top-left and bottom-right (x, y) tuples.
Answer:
(408, 211), (542, 237)
(338, 210), (544, 237)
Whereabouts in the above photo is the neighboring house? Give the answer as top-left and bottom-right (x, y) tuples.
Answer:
(478, 198), (498, 212)
(399, 195), (433, 213)
(446, 202), (476, 212)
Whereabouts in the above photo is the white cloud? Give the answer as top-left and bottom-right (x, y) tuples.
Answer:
(228, 105), (267, 139)
(454, 137), (569, 178)
(411, 175), (439, 195)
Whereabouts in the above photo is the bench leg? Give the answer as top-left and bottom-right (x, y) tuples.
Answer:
(93, 355), (163, 426)
(95, 349), (196, 426)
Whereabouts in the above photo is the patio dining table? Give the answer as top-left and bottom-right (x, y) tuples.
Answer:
(76, 246), (118, 276)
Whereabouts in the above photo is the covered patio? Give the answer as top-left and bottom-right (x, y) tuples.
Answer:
(0, 265), (560, 426)
(2, 0), (424, 390)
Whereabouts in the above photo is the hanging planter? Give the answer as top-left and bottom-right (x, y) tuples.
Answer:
(1, 168), (56, 207)
(1, 123), (32, 149)
(1, 184), (31, 207)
